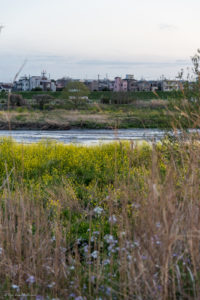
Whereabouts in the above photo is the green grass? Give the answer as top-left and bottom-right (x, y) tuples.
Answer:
(89, 90), (184, 101)
(14, 90), (183, 101)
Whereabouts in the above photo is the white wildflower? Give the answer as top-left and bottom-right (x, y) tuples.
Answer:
(94, 207), (104, 216)
(103, 259), (110, 266)
(83, 245), (89, 253)
(91, 250), (98, 259)
(11, 284), (19, 291)
(77, 238), (82, 244)
(93, 231), (100, 235)
(127, 255), (132, 261)
(104, 234), (114, 244)
(90, 275), (96, 283)
(26, 275), (35, 284)
(91, 236), (95, 242)
(47, 282), (56, 288)
(133, 241), (140, 247)
(109, 215), (117, 224)
(106, 287), (112, 296)
(60, 247), (66, 253)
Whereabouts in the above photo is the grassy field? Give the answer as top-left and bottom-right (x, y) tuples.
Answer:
(0, 101), (194, 130)
(0, 136), (200, 298)
(0, 90), (194, 129)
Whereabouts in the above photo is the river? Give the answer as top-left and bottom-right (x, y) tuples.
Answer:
(0, 129), (174, 144)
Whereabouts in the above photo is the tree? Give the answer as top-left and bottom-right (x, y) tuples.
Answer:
(9, 94), (26, 107)
(62, 81), (90, 108)
(181, 49), (200, 105)
(33, 94), (54, 110)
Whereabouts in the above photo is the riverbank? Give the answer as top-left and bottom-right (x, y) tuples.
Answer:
(0, 106), (188, 130)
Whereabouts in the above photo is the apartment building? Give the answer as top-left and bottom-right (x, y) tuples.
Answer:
(161, 80), (180, 92)
(13, 72), (56, 92)
(113, 77), (128, 92)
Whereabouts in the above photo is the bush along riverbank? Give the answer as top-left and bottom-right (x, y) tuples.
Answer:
(0, 136), (200, 298)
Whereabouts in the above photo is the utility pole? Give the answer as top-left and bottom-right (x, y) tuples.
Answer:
(98, 74), (100, 91)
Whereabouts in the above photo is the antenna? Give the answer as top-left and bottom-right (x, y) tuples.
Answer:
(0, 25), (4, 33)
(42, 70), (46, 78)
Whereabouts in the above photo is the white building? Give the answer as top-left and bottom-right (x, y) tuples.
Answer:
(14, 72), (56, 92)
(161, 80), (180, 92)
(0, 83), (13, 93)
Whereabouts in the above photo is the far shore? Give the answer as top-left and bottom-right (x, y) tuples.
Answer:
(0, 108), (184, 130)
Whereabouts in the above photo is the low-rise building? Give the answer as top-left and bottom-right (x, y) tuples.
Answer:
(161, 80), (180, 92)
(137, 80), (151, 92)
(0, 83), (13, 93)
(13, 72), (56, 92)
(56, 77), (72, 91)
(98, 79), (112, 91)
(84, 80), (99, 91)
(113, 77), (128, 92)
(126, 79), (138, 92)
(149, 81), (161, 92)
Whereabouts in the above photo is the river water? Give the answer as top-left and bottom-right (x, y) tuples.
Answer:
(0, 129), (174, 144)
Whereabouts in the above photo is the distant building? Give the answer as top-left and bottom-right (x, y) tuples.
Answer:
(161, 80), (180, 92)
(84, 80), (99, 91)
(0, 83), (13, 93)
(108, 81), (114, 91)
(113, 77), (128, 92)
(84, 78), (114, 91)
(149, 81), (161, 92)
(56, 77), (72, 91)
(98, 79), (112, 91)
(13, 76), (29, 91)
(90, 80), (99, 91)
(125, 74), (134, 80)
(137, 80), (151, 92)
(13, 72), (56, 92)
(126, 79), (138, 92)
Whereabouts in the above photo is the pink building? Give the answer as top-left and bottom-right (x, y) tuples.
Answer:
(113, 77), (128, 92)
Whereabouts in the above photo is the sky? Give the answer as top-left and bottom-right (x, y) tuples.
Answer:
(0, 0), (199, 82)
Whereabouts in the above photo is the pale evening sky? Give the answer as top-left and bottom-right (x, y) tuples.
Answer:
(0, 0), (199, 81)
